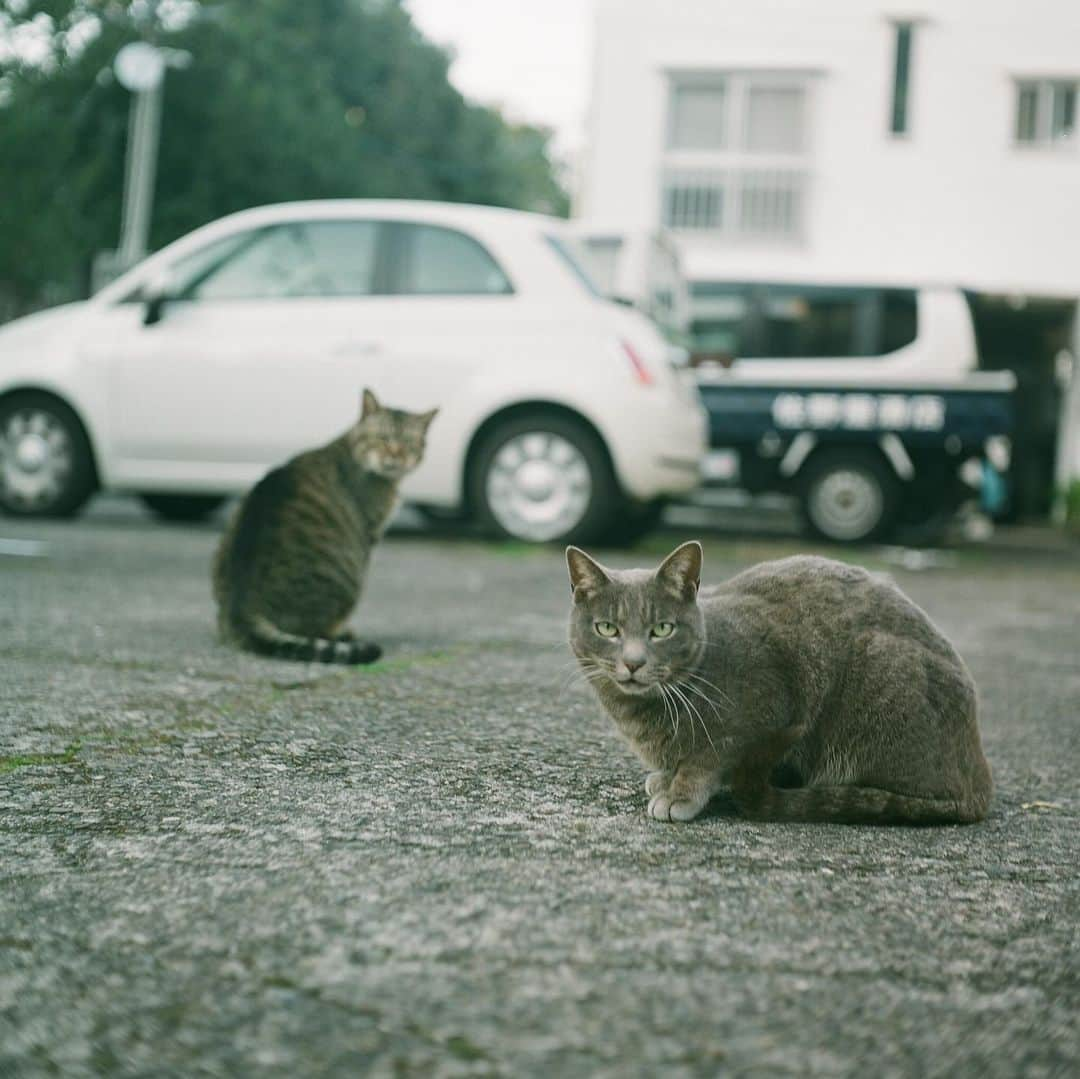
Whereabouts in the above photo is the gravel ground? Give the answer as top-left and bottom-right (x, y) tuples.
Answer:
(1, 504), (1078, 1078)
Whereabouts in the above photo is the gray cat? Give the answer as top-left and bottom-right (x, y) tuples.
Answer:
(566, 541), (992, 824)
(212, 389), (437, 664)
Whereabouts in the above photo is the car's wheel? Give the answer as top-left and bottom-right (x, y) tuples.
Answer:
(0, 394), (96, 518)
(140, 493), (226, 522)
(469, 413), (619, 545)
(798, 449), (900, 544)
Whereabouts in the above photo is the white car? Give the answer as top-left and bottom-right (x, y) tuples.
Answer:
(0, 200), (707, 543)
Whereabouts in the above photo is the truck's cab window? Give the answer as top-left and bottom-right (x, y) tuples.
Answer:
(690, 284), (752, 356)
(753, 289), (859, 358)
(691, 282), (918, 358)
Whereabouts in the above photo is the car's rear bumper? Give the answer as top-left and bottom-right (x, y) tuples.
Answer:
(607, 389), (709, 501)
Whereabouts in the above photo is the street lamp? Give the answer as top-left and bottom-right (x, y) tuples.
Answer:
(98, 41), (190, 282)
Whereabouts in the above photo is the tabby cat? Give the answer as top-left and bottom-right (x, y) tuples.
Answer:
(566, 542), (992, 824)
(212, 389), (437, 664)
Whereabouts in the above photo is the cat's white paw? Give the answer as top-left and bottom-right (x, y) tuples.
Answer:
(645, 770), (672, 797)
(647, 793), (706, 822)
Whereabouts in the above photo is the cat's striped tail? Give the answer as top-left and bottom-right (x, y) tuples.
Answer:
(731, 726), (990, 825)
(238, 617), (381, 665)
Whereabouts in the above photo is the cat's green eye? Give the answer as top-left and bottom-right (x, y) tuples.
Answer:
(594, 621), (619, 638)
(650, 622), (676, 639)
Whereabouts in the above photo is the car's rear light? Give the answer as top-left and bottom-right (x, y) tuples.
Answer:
(622, 340), (655, 386)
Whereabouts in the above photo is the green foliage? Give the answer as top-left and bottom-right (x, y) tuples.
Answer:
(1063, 480), (1080, 532)
(0, 741), (81, 773)
(0, 0), (569, 318)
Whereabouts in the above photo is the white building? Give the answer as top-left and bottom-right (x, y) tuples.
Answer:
(581, 0), (1080, 297)
(580, 0), (1080, 517)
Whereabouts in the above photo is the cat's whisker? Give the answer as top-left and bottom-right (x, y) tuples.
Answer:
(682, 670), (734, 708)
(666, 682), (696, 749)
(672, 682), (719, 759)
(659, 683), (679, 741)
(678, 678), (729, 720)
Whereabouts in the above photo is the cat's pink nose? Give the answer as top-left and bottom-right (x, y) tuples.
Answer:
(624, 658), (645, 673)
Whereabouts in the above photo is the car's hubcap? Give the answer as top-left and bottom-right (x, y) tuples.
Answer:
(0, 409), (73, 509)
(810, 469), (882, 541)
(486, 432), (592, 541)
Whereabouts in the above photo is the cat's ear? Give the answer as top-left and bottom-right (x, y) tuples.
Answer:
(655, 541), (702, 599)
(418, 407), (439, 431)
(566, 546), (610, 597)
(360, 388), (380, 420)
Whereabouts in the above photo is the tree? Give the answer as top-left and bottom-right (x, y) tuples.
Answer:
(0, 0), (569, 319)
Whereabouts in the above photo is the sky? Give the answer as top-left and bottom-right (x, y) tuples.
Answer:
(404, 0), (592, 162)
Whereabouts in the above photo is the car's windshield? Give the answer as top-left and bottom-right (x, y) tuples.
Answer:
(544, 233), (604, 298)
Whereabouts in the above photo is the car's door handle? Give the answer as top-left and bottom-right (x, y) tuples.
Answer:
(329, 340), (384, 357)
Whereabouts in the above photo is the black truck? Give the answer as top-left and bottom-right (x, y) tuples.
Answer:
(695, 371), (1015, 542)
(685, 281), (1015, 543)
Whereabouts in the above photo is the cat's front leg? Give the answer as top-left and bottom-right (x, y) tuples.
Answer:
(645, 770), (673, 797)
(647, 757), (723, 822)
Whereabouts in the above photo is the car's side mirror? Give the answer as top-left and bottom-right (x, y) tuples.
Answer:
(141, 269), (177, 327)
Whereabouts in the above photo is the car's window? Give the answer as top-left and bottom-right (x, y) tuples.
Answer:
(395, 223), (512, 295)
(179, 221), (380, 300)
(164, 233), (254, 297)
(690, 283), (918, 358)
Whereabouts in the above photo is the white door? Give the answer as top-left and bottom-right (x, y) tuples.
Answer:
(94, 220), (392, 491)
(362, 220), (527, 503)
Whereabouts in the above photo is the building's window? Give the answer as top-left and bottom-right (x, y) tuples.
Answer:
(1015, 80), (1078, 147)
(1051, 83), (1077, 139)
(665, 179), (725, 230)
(663, 72), (810, 240)
(890, 22), (914, 135)
(668, 82), (727, 150)
(746, 87), (804, 152)
(1016, 84), (1040, 142)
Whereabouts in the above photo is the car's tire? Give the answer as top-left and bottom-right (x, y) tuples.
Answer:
(140, 493), (226, 523)
(469, 413), (620, 545)
(0, 393), (96, 518)
(798, 449), (900, 544)
(414, 503), (470, 530)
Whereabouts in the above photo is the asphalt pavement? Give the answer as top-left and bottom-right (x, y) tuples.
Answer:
(1, 499), (1078, 1077)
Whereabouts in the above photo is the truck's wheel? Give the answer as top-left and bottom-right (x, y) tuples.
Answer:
(470, 414), (618, 544)
(140, 494), (226, 522)
(0, 393), (96, 518)
(798, 449), (900, 544)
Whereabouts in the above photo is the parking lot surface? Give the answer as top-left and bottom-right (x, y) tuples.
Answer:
(1, 504), (1078, 1077)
